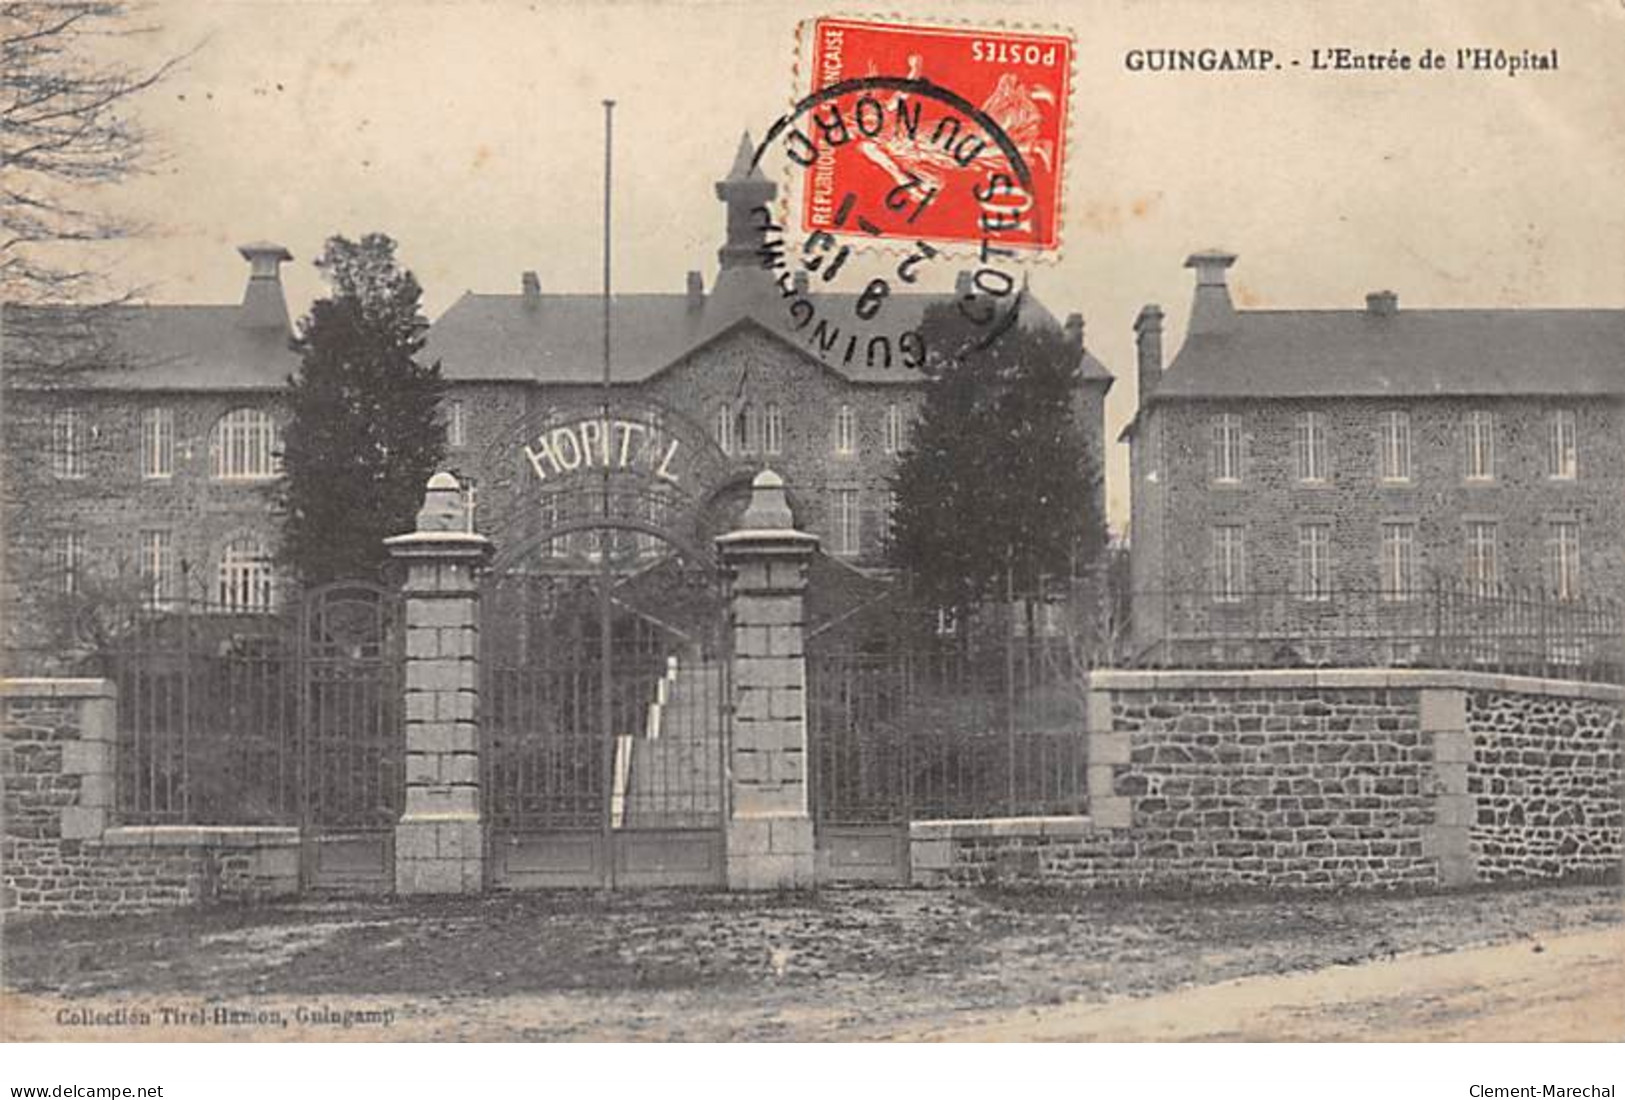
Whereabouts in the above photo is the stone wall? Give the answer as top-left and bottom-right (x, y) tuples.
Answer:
(913, 670), (1623, 892)
(1468, 687), (1623, 881)
(2, 679), (298, 918)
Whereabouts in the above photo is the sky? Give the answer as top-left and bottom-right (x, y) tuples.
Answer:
(77, 0), (1625, 530)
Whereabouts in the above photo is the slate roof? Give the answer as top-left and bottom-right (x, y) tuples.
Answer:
(1153, 308), (1625, 401)
(4, 303), (299, 391)
(423, 276), (1113, 388)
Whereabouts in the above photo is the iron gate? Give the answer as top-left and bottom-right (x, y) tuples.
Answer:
(808, 596), (1092, 883)
(481, 563), (730, 888)
(96, 580), (404, 891)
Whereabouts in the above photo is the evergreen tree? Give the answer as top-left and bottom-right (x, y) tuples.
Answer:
(277, 233), (446, 587)
(888, 299), (1105, 621)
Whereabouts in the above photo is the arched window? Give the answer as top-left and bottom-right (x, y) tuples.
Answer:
(211, 407), (280, 480)
(217, 536), (275, 611)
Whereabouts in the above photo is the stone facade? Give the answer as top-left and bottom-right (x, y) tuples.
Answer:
(1, 386), (288, 669)
(2, 679), (297, 917)
(4, 147), (1113, 670)
(1134, 394), (1623, 599)
(1125, 253), (1625, 659)
(913, 669), (1623, 892)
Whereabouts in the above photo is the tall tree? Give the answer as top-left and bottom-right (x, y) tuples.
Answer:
(277, 233), (447, 587)
(888, 299), (1105, 621)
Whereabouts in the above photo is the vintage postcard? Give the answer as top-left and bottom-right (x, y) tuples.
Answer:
(1, 0), (1622, 1078)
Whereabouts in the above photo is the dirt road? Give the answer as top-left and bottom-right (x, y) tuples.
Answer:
(898, 926), (1625, 1042)
(3, 885), (1620, 1042)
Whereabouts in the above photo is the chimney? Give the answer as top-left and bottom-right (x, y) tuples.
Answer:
(236, 242), (292, 330)
(686, 270), (704, 312)
(521, 270), (540, 309)
(1366, 289), (1398, 317)
(1184, 249), (1237, 335)
(1134, 304), (1164, 405)
(1063, 311), (1085, 352)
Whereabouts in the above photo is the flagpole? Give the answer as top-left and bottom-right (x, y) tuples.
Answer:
(599, 98), (616, 890)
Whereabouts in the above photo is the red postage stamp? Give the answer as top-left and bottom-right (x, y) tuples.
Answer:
(797, 17), (1072, 252)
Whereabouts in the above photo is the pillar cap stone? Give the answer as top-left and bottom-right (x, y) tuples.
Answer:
(417, 471), (467, 533)
(715, 468), (819, 556)
(384, 471), (493, 560)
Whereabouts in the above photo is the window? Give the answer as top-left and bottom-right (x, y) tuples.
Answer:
(140, 407), (174, 478)
(737, 403), (755, 454)
(1296, 523), (1332, 601)
(832, 488), (860, 556)
(1465, 521), (1498, 597)
(764, 403), (783, 455)
(1547, 409), (1577, 480)
(1546, 521), (1580, 600)
(216, 536), (275, 611)
(714, 404), (733, 455)
(1210, 413), (1242, 483)
(211, 408), (280, 480)
(1380, 522), (1418, 602)
(139, 529), (172, 609)
(883, 490), (898, 546)
(1464, 410), (1495, 481)
(54, 531), (85, 594)
(1294, 411), (1328, 482)
(1211, 525), (1246, 603)
(883, 403), (902, 454)
(447, 400), (466, 448)
(835, 404), (857, 456)
(52, 408), (86, 479)
(541, 491), (566, 557)
(1379, 410), (1411, 482)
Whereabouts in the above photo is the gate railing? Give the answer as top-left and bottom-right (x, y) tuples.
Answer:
(481, 611), (728, 834)
(809, 636), (1089, 825)
(1129, 580), (1624, 684)
(84, 582), (402, 828)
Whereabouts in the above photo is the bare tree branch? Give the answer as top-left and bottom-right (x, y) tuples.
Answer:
(1, 2), (186, 381)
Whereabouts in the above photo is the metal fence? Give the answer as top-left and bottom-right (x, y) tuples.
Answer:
(808, 629), (1088, 825)
(1131, 581), (1624, 684)
(82, 583), (402, 827)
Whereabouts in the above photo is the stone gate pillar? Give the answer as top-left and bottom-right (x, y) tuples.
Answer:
(384, 472), (493, 894)
(716, 470), (820, 890)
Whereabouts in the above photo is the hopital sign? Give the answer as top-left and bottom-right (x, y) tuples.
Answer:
(521, 415), (682, 485)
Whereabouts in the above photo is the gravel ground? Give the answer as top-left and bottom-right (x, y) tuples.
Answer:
(2, 882), (1619, 1041)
